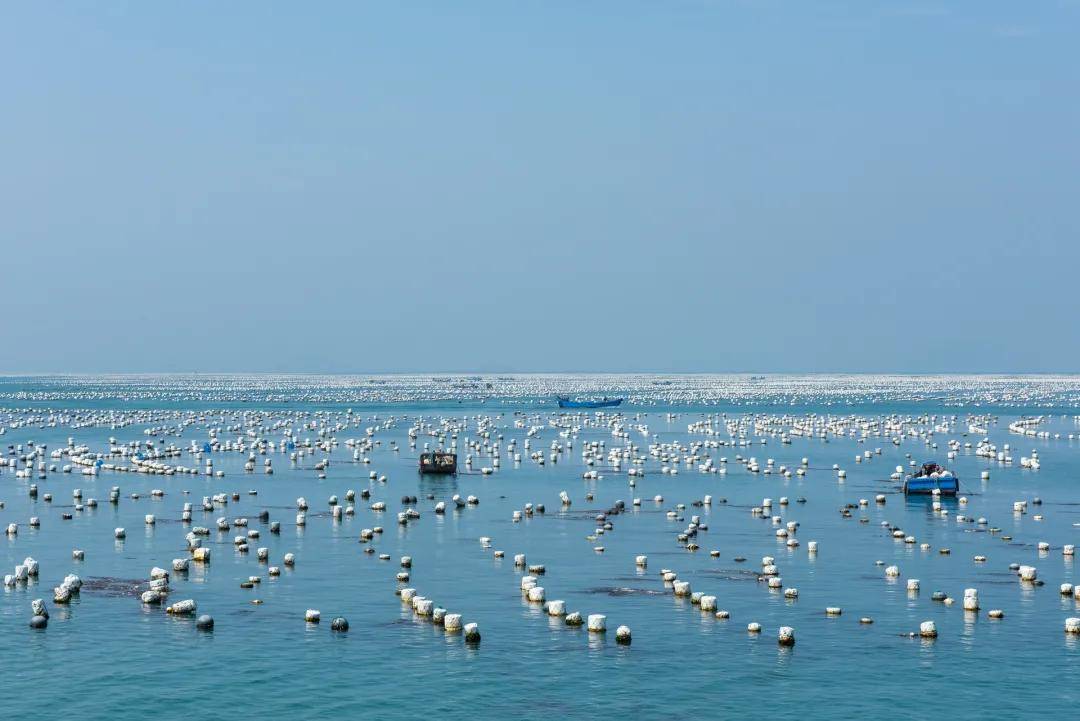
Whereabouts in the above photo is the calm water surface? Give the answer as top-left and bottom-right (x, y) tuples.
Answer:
(1, 376), (1078, 719)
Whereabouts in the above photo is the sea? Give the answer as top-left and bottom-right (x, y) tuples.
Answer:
(0, 373), (1078, 719)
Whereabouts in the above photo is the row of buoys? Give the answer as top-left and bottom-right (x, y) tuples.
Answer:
(515, 569), (629, 642)
(4, 402), (1078, 656)
(399, 586), (480, 642)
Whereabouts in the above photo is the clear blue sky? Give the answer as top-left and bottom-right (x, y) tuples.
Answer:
(3, 1), (1077, 374)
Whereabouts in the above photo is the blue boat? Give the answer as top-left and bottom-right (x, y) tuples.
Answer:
(556, 395), (623, 409)
(903, 461), (959, 495)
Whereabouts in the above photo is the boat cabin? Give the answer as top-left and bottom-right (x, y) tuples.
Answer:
(419, 451), (457, 475)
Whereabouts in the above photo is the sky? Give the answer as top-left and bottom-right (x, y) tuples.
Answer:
(2, 1), (1078, 374)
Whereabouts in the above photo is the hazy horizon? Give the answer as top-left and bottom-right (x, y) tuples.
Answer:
(2, 369), (1079, 379)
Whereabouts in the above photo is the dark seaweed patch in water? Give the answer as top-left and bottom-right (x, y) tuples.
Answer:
(81, 576), (145, 598)
(556, 510), (620, 520)
(229, 607), (262, 616)
(584, 586), (666, 597)
(698, 569), (761, 582)
(976, 577), (1030, 586)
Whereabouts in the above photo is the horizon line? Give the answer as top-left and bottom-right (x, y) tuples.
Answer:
(1, 370), (1079, 378)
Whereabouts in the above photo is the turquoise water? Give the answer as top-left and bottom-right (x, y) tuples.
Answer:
(1, 375), (1079, 719)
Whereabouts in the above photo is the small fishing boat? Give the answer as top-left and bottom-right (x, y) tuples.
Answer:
(419, 451), (457, 475)
(904, 461), (959, 495)
(556, 396), (623, 409)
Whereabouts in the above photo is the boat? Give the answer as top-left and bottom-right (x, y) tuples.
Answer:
(903, 461), (959, 495)
(419, 451), (457, 475)
(556, 396), (623, 409)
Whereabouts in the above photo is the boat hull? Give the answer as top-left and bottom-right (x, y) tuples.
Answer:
(556, 397), (623, 409)
(419, 466), (456, 475)
(903, 476), (959, 495)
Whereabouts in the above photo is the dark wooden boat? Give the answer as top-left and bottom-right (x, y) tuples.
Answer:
(419, 451), (457, 475)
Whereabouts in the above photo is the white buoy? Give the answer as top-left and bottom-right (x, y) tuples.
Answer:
(587, 614), (607, 632)
(778, 626), (795, 646)
(166, 599), (196, 615)
(32, 598), (49, 619)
